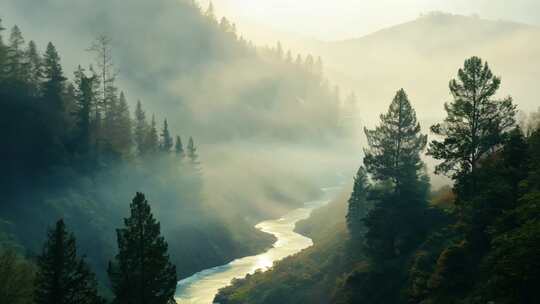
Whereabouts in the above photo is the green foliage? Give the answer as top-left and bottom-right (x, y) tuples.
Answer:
(35, 220), (104, 304)
(160, 119), (173, 153)
(108, 193), (177, 304)
(0, 248), (35, 304)
(363, 89), (430, 260)
(364, 89), (427, 192)
(346, 167), (370, 242)
(428, 56), (516, 190)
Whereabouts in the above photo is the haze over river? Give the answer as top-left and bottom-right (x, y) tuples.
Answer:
(175, 186), (340, 304)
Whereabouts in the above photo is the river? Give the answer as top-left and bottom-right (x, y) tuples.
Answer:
(174, 186), (340, 304)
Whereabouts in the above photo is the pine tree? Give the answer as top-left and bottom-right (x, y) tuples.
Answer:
(0, 19), (7, 80)
(6, 25), (25, 81)
(134, 100), (149, 156)
(346, 167), (370, 241)
(25, 40), (42, 96)
(428, 56), (516, 195)
(364, 89), (427, 193)
(187, 136), (198, 164)
(88, 34), (116, 117)
(175, 136), (185, 158)
(74, 66), (96, 154)
(35, 219), (104, 304)
(114, 92), (133, 156)
(42, 42), (66, 112)
(160, 119), (173, 153)
(108, 193), (177, 304)
(363, 89), (430, 260)
(146, 115), (159, 154)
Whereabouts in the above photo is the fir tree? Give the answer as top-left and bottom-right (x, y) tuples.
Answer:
(146, 114), (159, 154)
(35, 220), (104, 304)
(74, 66), (96, 154)
(363, 89), (430, 260)
(114, 92), (133, 156)
(346, 167), (370, 241)
(0, 19), (6, 80)
(187, 136), (198, 164)
(428, 56), (516, 196)
(6, 25), (25, 81)
(25, 40), (42, 96)
(42, 42), (66, 112)
(175, 136), (185, 158)
(160, 119), (173, 153)
(108, 193), (177, 304)
(364, 88), (427, 193)
(134, 100), (149, 156)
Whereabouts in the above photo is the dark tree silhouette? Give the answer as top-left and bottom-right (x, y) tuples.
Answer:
(108, 193), (177, 304)
(428, 56), (516, 195)
(35, 220), (104, 304)
(364, 88), (427, 193)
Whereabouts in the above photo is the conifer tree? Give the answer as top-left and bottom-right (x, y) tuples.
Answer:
(74, 66), (96, 153)
(175, 136), (185, 158)
(114, 92), (132, 156)
(134, 100), (149, 156)
(346, 167), (370, 241)
(146, 114), (159, 154)
(108, 193), (177, 304)
(187, 136), (198, 163)
(88, 34), (116, 116)
(160, 119), (173, 153)
(25, 40), (42, 96)
(0, 19), (6, 79)
(428, 56), (516, 195)
(35, 220), (104, 304)
(364, 89), (427, 193)
(363, 89), (429, 259)
(42, 42), (66, 112)
(6, 25), (25, 81)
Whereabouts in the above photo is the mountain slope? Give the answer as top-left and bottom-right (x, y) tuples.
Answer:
(318, 12), (540, 127)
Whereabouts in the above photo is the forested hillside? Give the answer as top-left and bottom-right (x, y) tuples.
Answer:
(215, 57), (540, 304)
(0, 0), (349, 299)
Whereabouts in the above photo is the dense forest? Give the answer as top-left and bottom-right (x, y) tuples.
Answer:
(0, 1), (348, 302)
(215, 57), (540, 304)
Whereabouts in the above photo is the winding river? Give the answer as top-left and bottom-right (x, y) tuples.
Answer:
(174, 186), (340, 304)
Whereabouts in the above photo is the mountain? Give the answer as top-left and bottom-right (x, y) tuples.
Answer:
(317, 12), (540, 127)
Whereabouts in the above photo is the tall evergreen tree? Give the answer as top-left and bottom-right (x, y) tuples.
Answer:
(6, 25), (25, 81)
(25, 40), (42, 96)
(160, 119), (173, 153)
(108, 193), (177, 304)
(42, 42), (66, 112)
(187, 136), (198, 163)
(0, 19), (6, 79)
(363, 89), (429, 260)
(175, 136), (185, 158)
(146, 114), (159, 154)
(346, 167), (370, 241)
(364, 89), (427, 193)
(114, 92), (133, 156)
(134, 100), (149, 156)
(88, 34), (116, 117)
(428, 56), (516, 195)
(35, 220), (104, 304)
(74, 66), (96, 154)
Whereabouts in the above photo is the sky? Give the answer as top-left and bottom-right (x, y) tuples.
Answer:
(203, 0), (540, 41)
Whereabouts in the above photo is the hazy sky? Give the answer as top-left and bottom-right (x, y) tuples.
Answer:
(204, 0), (540, 40)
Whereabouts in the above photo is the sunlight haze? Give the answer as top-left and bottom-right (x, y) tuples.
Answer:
(206, 0), (540, 41)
